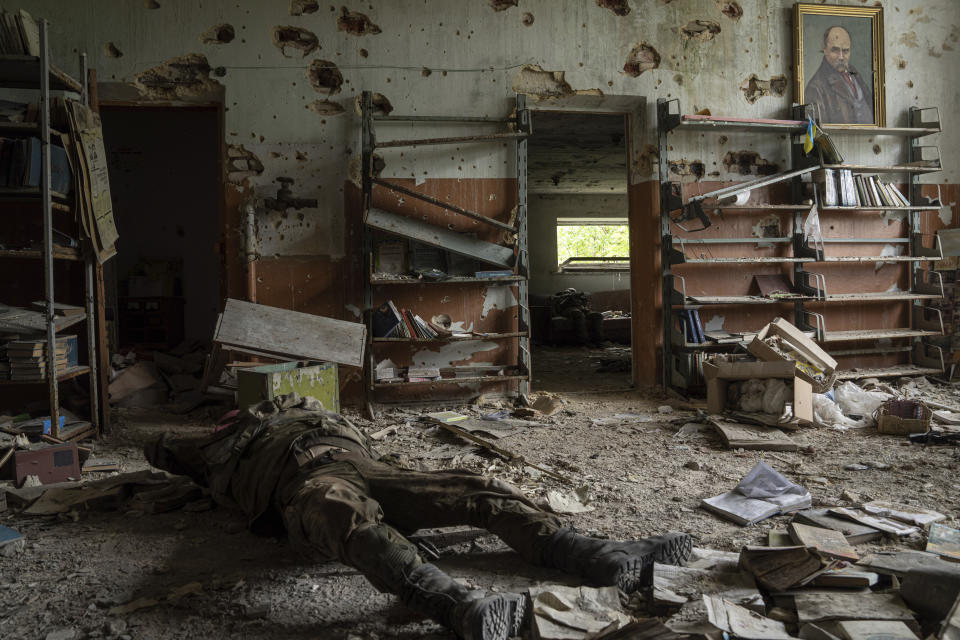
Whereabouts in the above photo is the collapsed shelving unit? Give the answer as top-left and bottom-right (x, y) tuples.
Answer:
(0, 21), (100, 439)
(658, 98), (947, 389)
(359, 91), (531, 408)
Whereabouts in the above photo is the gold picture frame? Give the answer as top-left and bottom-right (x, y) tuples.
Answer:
(794, 3), (884, 127)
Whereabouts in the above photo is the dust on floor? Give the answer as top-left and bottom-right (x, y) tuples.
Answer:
(1, 378), (959, 639)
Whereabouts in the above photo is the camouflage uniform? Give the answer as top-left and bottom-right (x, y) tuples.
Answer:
(144, 396), (562, 595)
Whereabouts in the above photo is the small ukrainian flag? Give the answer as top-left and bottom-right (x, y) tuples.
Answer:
(803, 117), (816, 155)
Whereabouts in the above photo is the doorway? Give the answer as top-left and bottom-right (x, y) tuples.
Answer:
(526, 111), (632, 392)
(100, 106), (222, 352)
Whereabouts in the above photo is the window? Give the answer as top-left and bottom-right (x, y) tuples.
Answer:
(556, 218), (629, 272)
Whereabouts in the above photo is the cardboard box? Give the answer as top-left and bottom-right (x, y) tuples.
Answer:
(703, 359), (813, 424)
(877, 400), (931, 435)
(237, 361), (339, 412)
(748, 317), (837, 392)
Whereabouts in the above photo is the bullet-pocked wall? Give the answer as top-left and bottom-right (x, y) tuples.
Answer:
(18, 0), (960, 390)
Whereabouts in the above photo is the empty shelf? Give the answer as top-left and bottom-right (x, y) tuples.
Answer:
(371, 275), (524, 285)
(682, 257), (813, 264)
(374, 374), (528, 388)
(373, 332), (527, 343)
(0, 247), (81, 261)
(822, 256), (936, 263)
(669, 114), (806, 134)
(822, 163), (940, 174)
(821, 124), (940, 138)
(0, 54), (82, 92)
(821, 328), (941, 342)
(375, 132), (527, 148)
(822, 292), (941, 302)
(682, 295), (803, 305)
(820, 206), (939, 212)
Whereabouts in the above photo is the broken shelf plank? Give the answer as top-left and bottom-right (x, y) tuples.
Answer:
(365, 207), (515, 269)
(374, 132), (527, 148)
(372, 332), (528, 343)
(822, 162), (940, 174)
(214, 298), (366, 368)
(372, 178), (516, 232)
(821, 329), (941, 342)
(373, 374), (528, 388)
(835, 365), (943, 380)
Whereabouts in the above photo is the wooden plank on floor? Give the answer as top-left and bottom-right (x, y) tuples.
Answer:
(215, 299), (366, 368)
(365, 207), (515, 268)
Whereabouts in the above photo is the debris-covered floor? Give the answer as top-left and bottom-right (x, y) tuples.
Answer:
(3, 367), (960, 639)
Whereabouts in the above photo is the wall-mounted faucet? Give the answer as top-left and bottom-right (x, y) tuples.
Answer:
(264, 177), (317, 211)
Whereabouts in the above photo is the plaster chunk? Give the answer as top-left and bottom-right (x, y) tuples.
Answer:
(596, 0), (630, 16)
(511, 65), (573, 99)
(200, 23), (235, 44)
(681, 20), (721, 41)
(739, 74), (787, 104)
(133, 53), (220, 100)
(290, 0), (319, 15)
(272, 26), (319, 57)
(307, 60), (344, 95)
(623, 43), (660, 77)
(226, 145), (264, 184)
(336, 7), (381, 36)
(353, 93), (393, 116)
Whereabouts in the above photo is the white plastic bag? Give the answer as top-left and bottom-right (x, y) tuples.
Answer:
(834, 381), (890, 426)
(813, 393), (863, 430)
(738, 378), (792, 415)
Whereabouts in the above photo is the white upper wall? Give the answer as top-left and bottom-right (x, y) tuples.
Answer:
(13, 0), (960, 256)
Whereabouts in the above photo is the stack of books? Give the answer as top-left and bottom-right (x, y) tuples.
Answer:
(6, 337), (70, 381)
(819, 169), (910, 208)
(371, 300), (455, 340)
(0, 137), (73, 193)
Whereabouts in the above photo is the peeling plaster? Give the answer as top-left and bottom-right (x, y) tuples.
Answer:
(227, 144), (265, 184)
(481, 285), (518, 319)
(681, 20), (721, 41)
(348, 153), (384, 187)
(939, 205), (953, 226)
(272, 26), (319, 57)
(596, 0), (631, 17)
(412, 341), (499, 368)
(634, 144), (658, 176)
(882, 209), (908, 226)
(669, 159), (705, 181)
(353, 93), (393, 116)
(876, 243), (902, 271)
(751, 214), (781, 238)
(623, 43), (660, 76)
(704, 315), (725, 331)
(512, 65), (573, 98)
(337, 7), (381, 36)
(344, 304), (361, 319)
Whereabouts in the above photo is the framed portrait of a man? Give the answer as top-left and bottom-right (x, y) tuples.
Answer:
(794, 3), (885, 127)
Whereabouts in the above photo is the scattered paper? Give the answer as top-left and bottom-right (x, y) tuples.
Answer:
(546, 487), (594, 514)
(529, 584), (631, 640)
(704, 596), (793, 640)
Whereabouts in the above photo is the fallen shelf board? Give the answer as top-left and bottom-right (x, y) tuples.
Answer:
(365, 207), (515, 269)
(214, 299), (366, 368)
(836, 366), (943, 380)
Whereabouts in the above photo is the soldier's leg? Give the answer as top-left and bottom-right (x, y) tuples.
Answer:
(280, 463), (526, 640)
(353, 456), (692, 593)
(586, 311), (605, 344)
(562, 308), (589, 344)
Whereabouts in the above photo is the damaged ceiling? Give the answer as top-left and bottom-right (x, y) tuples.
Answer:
(528, 112), (628, 194)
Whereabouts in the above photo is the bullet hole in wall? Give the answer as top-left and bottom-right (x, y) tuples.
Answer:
(522, 12), (534, 26)
(739, 74), (787, 103)
(623, 42), (660, 76)
(669, 160), (705, 180)
(134, 53), (219, 100)
(306, 99), (345, 115)
(716, 0), (743, 20)
(723, 151), (778, 175)
(488, 0), (518, 11)
(272, 26), (319, 57)
(290, 0), (319, 15)
(337, 6), (381, 36)
(307, 60), (343, 94)
(511, 64), (574, 98)
(201, 23), (235, 44)
(103, 42), (122, 58)
(596, 0), (630, 16)
(681, 20), (721, 41)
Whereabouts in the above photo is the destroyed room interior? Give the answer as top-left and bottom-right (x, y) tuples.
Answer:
(3, 1), (960, 639)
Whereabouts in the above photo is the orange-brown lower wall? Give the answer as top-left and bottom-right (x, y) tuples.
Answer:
(222, 179), (960, 401)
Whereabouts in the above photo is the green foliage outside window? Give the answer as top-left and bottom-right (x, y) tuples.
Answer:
(556, 224), (630, 264)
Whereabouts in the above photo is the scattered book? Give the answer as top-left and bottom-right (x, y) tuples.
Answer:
(82, 458), (120, 473)
(788, 522), (859, 562)
(791, 508), (882, 545)
(424, 411), (468, 424)
(700, 462), (811, 526)
(738, 545), (827, 591)
(0, 523), (24, 554)
(809, 567), (878, 589)
(926, 523), (960, 561)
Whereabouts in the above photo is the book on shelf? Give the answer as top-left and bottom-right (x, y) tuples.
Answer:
(400, 309), (420, 338)
(887, 181), (910, 206)
(387, 301), (409, 338)
(371, 302), (402, 338)
(821, 169), (837, 206)
(853, 174), (867, 207)
(0, 9), (39, 56)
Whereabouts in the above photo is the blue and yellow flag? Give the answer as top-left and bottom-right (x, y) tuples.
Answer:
(803, 118), (816, 155)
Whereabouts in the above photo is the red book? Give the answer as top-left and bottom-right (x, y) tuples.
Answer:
(401, 309), (419, 338)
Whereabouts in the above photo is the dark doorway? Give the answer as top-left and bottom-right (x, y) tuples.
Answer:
(100, 106), (221, 350)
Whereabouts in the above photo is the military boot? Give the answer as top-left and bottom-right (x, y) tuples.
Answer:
(539, 528), (692, 593)
(400, 563), (527, 640)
